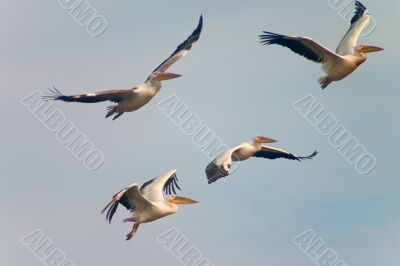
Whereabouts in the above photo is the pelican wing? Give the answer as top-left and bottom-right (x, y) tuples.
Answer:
(253, 146), (318, 161)
(140, 170), (181, 202)
(336, 1), (370, 55)
(145, 15), (203, 81)
(101, 183), (153, 224)
(43, 87), (135, 104)
(206, 149), (233, 184)
(259, 32), (343, 64)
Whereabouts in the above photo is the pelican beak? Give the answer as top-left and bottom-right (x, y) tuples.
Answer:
(256, 136), (277, 143)
(155, 72), (182, 81)
(169, 196), (198, 205)
(360, 45), (384, 53)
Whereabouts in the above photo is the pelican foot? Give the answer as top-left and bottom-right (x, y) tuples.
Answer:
(126, 233), (133, 241)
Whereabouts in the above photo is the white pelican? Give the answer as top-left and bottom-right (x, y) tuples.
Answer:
(206, 136), (317, 184)
(101, 169), (197, 240)
(259, 1), (383, 89)
(44, 15), (203, 120)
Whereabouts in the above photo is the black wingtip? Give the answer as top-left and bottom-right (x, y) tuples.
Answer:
(112, 112), (124, 120)
(258, 31), (283, 45)
(261, 31), (278, 35)
(207, 176), (215, 184)
(41, 86), (65, 101)
(355, 0), (367, 12)
(355, 0), (367, 10)
(194, 15), (203, 36)
(302, 150), (318, 160)
(351, 1), (368, 24)
(207, 176), (221, 184)
(259, 31), (281, 37)
(172, 175), (181, 191)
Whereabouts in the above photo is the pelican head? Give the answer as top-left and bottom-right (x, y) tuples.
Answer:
(357, 44), (384, 54)
(253, 136), (277, 144)
(151, 71), (182, 82)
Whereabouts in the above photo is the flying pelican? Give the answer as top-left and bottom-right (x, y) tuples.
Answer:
(43, 15), (203, 120)
(206, 136), (317, 184)
(259, 1), (383, 89)
(101, 169), (197, 240)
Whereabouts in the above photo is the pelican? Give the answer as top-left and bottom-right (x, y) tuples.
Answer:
(43, 15), (203, 120)
(259, 1), (383, 89)
(101, 169), (197, 240)
(206, 136), (318, 184)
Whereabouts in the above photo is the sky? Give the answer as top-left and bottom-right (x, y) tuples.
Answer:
(2, 0), (399, 265)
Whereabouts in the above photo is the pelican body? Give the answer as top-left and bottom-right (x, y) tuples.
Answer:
(110, 75), (168, 114)
(230, 141), (265, 161)
(44, 15), (203, 120)
(101, 169), (197, 240)
(259, 1), (383, 89)
(206, 136), (317, 184)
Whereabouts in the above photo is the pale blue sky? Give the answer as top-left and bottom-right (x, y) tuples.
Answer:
(2, 1), (399, 265)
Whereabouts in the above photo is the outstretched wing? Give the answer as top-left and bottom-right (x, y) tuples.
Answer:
(259, 32), (343, 64)
(206, 149), (234, 184)
(42, 87), (135, 104)
(336, 1), (370, 55)
(140, 169), (181, 202)
(253, 146), (318, 161)
(101, 183), (153, 224)
(145, 15), (203, 82)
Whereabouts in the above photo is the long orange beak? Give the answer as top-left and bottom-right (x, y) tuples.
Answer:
(169, 196), (198, 205)
(154, 72), (182, 81)
(360, 45), (384, 53)
(255, 136), (277, 143)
